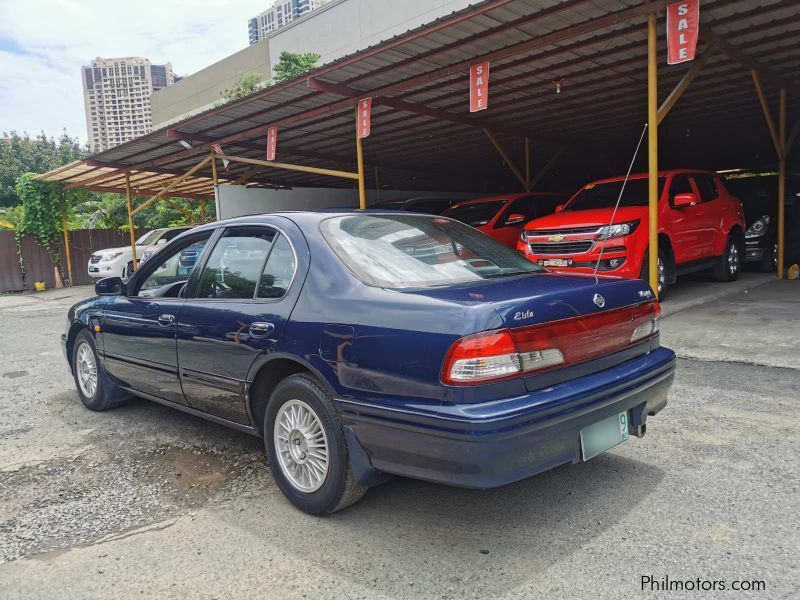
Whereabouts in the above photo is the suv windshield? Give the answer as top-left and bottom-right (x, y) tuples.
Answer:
(442, 200), (508, 226)
(566, 178), (666, 211)
(135, 229), (163, 245)
(320, 214), (543, 289)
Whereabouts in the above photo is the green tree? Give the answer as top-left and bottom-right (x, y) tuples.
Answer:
(272, 51), (320, 84)
(1, 131), (88, 207)
(219, 73), (267, 105)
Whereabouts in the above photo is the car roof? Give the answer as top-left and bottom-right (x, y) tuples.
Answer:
(448, 192), (563, 207)
(588, 169), (718, 185)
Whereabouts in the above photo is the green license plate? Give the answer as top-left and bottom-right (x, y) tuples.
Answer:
(580, 412), (629, 460)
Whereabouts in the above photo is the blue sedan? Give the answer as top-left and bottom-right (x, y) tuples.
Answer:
(62, 212), (675, 514)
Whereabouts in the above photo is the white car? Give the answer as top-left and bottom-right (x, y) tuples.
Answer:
(87, 226), (193, 280)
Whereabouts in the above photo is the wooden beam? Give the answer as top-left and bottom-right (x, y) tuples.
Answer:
(161, 197), (200, 223)
(61, 216), (72, 287)
(216, 154), (359, 180)
(529, 147), (565, 190)
(131, 156), (212, 216)
(484, 129), (528, 190)
(752, 71), (782, 157)
(125, 174), (138, 271)
(703, 29), (796, 94)
(230, 166), (266, 185)
(657, 46), (716, 124)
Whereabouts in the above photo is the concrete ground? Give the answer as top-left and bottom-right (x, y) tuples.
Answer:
(0, 277), (798, 599)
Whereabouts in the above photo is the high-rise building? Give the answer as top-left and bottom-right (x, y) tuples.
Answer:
(82, 57), (179, 151)
(249, 0), (326, 44)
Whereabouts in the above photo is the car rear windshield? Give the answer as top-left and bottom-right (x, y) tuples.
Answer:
(442, 200), (508, 226)
(565, 178), (666, 211)
(320, 214), (543, 289)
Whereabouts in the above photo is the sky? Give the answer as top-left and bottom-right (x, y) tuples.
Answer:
(0, 0), (267, 144)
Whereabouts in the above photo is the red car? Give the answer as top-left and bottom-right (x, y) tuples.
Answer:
(442, 192), (567, 249)
(517, 170), (746, 298)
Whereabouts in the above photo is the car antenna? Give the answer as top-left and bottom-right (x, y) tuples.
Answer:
(593, 123), (649, 280)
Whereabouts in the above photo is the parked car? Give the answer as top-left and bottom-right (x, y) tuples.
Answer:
(517, 171), (747, 298)
(724, 173), (800, 272)
(442, 192), (567, 249)
(366, 196), (460, 214)
(63, 212), (674, 515)
(87, 226), (194, 280)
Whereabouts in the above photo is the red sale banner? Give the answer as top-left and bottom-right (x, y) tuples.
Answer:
(469, 61), (490, 113)
(266, 127), (278, 161)
(666, 0), (699, 65)
(357, 98), (372, 139)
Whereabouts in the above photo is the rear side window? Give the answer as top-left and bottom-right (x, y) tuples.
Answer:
(694, 175), (719, 202)
(195, 228), (276, 299)
(669, 175), (693, 202)
(258, 234), (296, 299)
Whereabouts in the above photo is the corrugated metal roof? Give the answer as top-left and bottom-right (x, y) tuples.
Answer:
(40, 0), (800, 197)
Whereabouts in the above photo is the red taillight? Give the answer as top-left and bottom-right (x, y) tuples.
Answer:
(442, 301), (658, 386)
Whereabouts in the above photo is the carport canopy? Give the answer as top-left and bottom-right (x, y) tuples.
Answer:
(38, 0), (800, 286)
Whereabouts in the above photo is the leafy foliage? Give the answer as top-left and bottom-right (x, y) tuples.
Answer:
(15, 172), (73, 285)
(219, 73), (268, 105)
(272, 51), (321, 84)
(1, 131), (87, 207)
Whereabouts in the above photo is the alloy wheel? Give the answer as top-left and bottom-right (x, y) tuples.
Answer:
(274, 399), (330, 493)
(76, 342), (98, 398)
(728, 241), (740, 276)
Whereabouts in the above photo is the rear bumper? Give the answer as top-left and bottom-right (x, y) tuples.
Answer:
(337, 347), (675, 488)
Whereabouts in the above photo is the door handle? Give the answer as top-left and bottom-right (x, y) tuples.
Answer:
(157, 314), (175, 326)
(249, 322), (275, 338)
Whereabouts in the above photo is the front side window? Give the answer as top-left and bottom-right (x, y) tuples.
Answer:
(136, 235), (210, 298)
(694, 175), (719, 202)
(320, 215), (543, 289)
(669, 174), (693, 203)
(442, 199), (508, 227)
(195, 228), (276, 299)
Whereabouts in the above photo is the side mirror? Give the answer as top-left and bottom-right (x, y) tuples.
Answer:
(95, 276), (125, 296)
(505, 213), (527, 226)
(674, 192), (698, 207)
(555, 204), (565, 213)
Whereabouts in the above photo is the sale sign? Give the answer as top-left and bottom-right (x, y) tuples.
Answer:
(469, 61), (490, 113)
(667, 0), (699, 65)
(357, 97), (372, 139)
(266, 127), (278, 161)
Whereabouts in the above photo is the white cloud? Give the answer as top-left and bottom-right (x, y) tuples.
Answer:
(0, 0), (267, 143)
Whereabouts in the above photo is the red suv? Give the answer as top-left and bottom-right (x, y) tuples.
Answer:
(443, 192), (567, 249)
(517, 170), (746, 298)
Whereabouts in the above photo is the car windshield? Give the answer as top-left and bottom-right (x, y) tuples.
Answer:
(135, 230), (163, 245)
(565, 178), (666, 211)
(442, 200), (508, 226)
(320, 214), (543, 289)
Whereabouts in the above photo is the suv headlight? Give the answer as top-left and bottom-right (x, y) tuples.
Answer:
(100, 252), (124, 262)
(745, 215), (770, 238)
(597, 220), (639, 240)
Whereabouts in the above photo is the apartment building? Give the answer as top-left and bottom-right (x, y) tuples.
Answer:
(248, 0), (326, 44)
(82, 57), (178, 151)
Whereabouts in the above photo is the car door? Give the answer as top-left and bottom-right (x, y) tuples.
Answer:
(691, 174), (724, 258)
(176, 223), (304, 425)
(493, 196), (539, 248)
(666, 174), (707, 263)
(101, 230), (215, 404)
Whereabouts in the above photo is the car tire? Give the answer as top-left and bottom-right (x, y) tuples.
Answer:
(713, 233), (742, 282)
(640, 248), (668, 300)
(72, 330), (124, 411)
(264, 374), (366, 515)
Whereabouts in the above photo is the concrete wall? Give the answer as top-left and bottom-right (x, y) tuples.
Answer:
(151, 40), (271, 128)
(216, 185), (471, 220)
(268, 0), (477, 66)
(151, 0), (476, 127)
